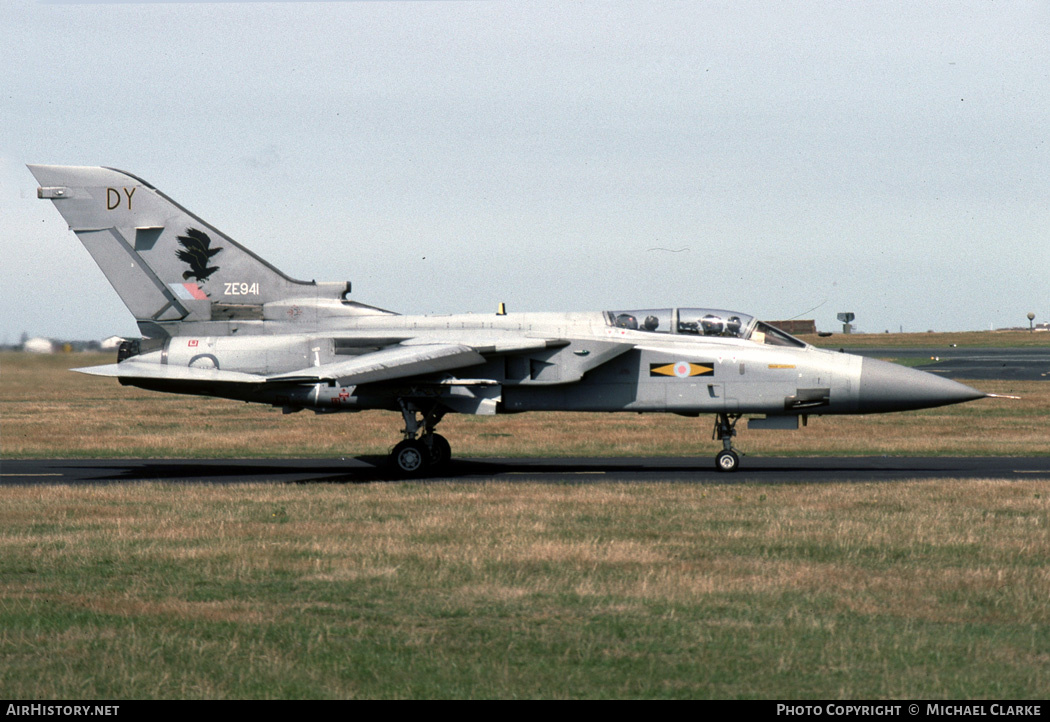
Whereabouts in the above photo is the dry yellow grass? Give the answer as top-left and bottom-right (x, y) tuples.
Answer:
(807, 329), (1049, 348)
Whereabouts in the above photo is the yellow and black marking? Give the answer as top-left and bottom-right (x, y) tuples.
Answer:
(649, 362), (714, 378)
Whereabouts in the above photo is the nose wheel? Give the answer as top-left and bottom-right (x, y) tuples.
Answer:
(713, 413), (742, 472)
(715, 449), (740, 473)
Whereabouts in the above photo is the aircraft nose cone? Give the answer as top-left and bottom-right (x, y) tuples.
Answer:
(858, 357), (986, 413)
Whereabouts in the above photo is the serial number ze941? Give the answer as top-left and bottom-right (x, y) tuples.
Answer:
(224, 282), (260, 296)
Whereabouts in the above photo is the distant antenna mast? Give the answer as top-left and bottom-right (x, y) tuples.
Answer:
(837, 312), (855, 334)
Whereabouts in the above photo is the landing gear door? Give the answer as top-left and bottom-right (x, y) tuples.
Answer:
(705, 383), (740, 413)
(721, 384), (740, 413)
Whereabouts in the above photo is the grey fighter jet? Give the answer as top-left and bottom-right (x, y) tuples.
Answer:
(29, 165), (993, 474)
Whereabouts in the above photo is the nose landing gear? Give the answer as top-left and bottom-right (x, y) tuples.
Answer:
(713, 413), (742, 472)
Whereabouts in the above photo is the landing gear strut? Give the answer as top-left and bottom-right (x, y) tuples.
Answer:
(389, 401), (451, 476)
(713, 413), (742, 472)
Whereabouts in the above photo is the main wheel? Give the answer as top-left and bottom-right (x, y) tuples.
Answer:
(391, 439), (430, 476)
(715, 449), (739, 473)
(427, 433), (452, 467)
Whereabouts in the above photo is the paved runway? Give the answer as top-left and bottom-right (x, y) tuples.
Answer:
(4, 456), (1049, 485)
(838, 346), (1050, 381)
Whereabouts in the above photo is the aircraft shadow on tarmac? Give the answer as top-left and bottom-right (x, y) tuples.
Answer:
(66, 458), (714, 484)
(59, 456), (987, 485)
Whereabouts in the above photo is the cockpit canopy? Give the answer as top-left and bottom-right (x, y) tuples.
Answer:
(606, 308), (806, 348)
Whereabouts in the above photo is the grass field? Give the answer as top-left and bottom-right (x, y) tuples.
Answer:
(1, 480), (1048, 698)
(1, 343), (1048, 698)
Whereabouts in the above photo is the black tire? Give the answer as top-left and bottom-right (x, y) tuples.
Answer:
(428, 434), (452, 467)
(715, 449), (739, 473)
(391, 439), (430, 477)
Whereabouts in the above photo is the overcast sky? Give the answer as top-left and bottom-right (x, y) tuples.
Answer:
(2, 0), (1047, 341)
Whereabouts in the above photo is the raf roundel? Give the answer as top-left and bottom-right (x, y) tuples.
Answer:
(649, 361), (714, 378)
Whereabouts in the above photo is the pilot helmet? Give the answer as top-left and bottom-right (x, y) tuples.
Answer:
(700, 314), (724, 335)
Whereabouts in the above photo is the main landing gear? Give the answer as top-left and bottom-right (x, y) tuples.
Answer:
(713, 413), (742, 472)
(389, 401), (452, 477)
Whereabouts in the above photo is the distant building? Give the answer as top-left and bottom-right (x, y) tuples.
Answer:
(768, 319), (817, 336)
(22, 337), (54, 354)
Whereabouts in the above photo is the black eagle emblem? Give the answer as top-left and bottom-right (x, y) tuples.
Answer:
(175, 228), (223, 283)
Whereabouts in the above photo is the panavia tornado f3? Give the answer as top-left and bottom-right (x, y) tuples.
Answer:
(30, 165), (993, 474)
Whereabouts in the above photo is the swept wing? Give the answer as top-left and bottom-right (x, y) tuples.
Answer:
(78, 338), (569, 387)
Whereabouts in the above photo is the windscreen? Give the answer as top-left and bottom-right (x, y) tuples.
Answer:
(748, 321), (807, 348)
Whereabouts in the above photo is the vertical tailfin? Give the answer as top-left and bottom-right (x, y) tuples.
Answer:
(29, 165), (333, 335)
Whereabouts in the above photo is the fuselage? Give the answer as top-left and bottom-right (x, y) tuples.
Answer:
(116, 307), (982, 418)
